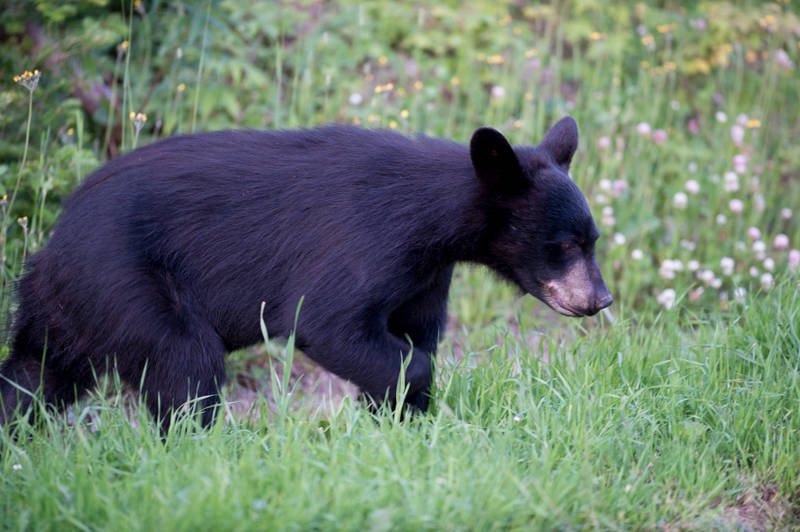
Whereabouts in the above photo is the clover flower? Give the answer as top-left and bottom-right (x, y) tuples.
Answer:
(729, 199), (743, 214)
(760, 273), (773, 291)
(636, 122), (651, 137)
(781, 208), (792, 220)
(672, 192), (688, 209)
(789, 249), (800, 273)
(731, 125), (744, 146)
(657, 289), (676, 309)
(685, 180), (700, 194)
(747, 227), (761, 240)
(724, 172), (739, 192)
(774, 234), (789, 250)
(720, 257), (735, 276)
(733, 154), (748, 174)
(652, 129), (667, 145)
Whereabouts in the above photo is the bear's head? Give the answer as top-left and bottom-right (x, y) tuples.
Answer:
(470, 116), (613, 317)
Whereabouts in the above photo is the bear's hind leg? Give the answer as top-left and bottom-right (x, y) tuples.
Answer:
(128, 321), (227, 432)
(0, 348), (94, 427)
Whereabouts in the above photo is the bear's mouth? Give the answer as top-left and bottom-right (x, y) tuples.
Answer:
(536, 280), (595, 317)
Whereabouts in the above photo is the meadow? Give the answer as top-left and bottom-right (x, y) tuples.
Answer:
(1, 1), (799, 529)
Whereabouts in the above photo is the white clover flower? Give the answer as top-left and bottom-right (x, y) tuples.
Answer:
(673, 192), (688, 209)
(720, 257), (735, 276)
(752, 240), (766, 253)
(774, 234), (789, 250)
(491, 85), (506, 99)
(613, 233), (626, 245)
(733, 287), (746, 302)
(715, 111), (728, 123)
(657, 289), (676, 309)
(729, 199), (743, 214)
(349, 93), (363, 105)
(636, 122), (651, 137)
(754, 194), (765, 212)
(749, 266), (759, 277)
(731, 125), (745, 146)
(595, 193), (608, 205)
(775, 49), (794, 70)
(747, 227), (761, 240)
(687, 260), (700, 271)
(685, 179), (700, 194)
(760, 272), (773, 291)
(724, 172), (739, 192)
(711, 277), (723, 289)
(781, 208), (792, 220)
(716, 213), (727, 225)
(699, 269), (715, 285)
(680, 240), (696, 251)
(602, 206), (614, 216)
(736, 113), (749, 126)
(789, 249), (800, 272)
(763, 257), (775, 272)
(631, 249), (644, 260)
(612, 180), (628, 195)
(688, 161), (698, 173)
(733, 154), (748, 174)
(597, 136), (611, 150)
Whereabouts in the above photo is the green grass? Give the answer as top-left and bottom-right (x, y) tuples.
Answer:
(2, 1), (800, 529)
(2, 282), (798, 530)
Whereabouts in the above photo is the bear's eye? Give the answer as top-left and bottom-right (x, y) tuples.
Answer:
(560, 241), (575, 251)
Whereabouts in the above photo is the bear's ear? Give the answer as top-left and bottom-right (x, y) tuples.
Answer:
(540, 116), (579, 170)
(470, 127), (524, 193)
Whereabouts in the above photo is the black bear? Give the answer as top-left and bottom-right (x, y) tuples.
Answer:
(0, 117), (611, 429)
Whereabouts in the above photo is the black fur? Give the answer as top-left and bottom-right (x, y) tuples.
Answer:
(0, 118), (610, 428)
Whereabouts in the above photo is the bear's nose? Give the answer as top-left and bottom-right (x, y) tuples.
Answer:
(595, 292), (613, 311)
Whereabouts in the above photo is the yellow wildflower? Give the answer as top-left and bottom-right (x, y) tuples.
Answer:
(378, 56), (388, 66)
(747, 119), (761, 128)
(13, 69), (40, 92)
(450, 76), (459, 86)
(177, 83), (186, 92)
(413, 80), (423, 90)
(400, 109), (409, 119)
(389, 120), (398, 129)
(688, 58), (710, 75)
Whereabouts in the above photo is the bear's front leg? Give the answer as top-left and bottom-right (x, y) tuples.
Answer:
(302, 321), (433, 413)
(386, 265), (454, 411)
